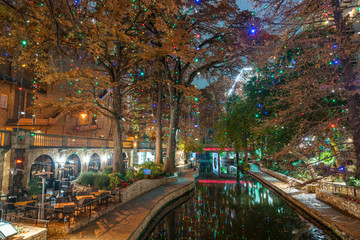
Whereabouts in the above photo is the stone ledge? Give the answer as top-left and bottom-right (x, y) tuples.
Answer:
(249, 171), (357, 240)
(316, 189), (360, 219)
(255, 164), (303, 187)
(128, 181), (195, 240)
(10, 224), (47, 240)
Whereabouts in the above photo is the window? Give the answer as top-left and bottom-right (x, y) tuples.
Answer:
(0, 94), (7, 108)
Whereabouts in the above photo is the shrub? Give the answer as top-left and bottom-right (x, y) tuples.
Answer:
(94, 173), (110, 190)
(103, 167), (113, 175)
(28, 179), (42, 195)
(109, 173), (121, 189)
(126, 170), (135, 180)
(139, 163), (163, 179)
(349, 176), (360, 186)
(135, 171), (146, 180)
(78, 172), (96, 186)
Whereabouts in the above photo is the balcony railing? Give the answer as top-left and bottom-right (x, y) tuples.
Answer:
(30, 133), (132, 149)
(137, 142), (155, 149)
(0, 130), (11, 148)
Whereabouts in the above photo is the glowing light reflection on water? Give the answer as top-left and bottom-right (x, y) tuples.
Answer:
(148, 178), (331, 240)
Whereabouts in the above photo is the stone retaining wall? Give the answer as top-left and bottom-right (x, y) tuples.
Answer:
(64, 176), (178, 234)
(316, 189), (360, 219)
(128, 180), (196, 240)
(121, 177), (178, 203)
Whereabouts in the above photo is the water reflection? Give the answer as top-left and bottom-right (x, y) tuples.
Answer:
(148, 178), (330, 240)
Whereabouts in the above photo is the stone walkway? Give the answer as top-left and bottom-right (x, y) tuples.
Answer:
(250, 164), (360, 240)
(52, 169), (196, 240)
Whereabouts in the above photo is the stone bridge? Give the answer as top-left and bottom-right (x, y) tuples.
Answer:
(0, 129), (154, 194)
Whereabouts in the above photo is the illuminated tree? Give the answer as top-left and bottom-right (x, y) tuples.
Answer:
(251, 0), (360, 174)
(152, 2), (258, 173)
(214, 96), (257, 178)
(0, 0), (172, 173)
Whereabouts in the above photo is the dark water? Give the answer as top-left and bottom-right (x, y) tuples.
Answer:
(147, 178), (332, 240)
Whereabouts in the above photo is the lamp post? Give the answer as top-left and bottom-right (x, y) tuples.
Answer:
(35, 172), (53, 219)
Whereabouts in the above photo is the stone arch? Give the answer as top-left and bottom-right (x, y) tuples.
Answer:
(88, 153), (101, 172)
(65, 154), (81, 180)
(30, 155), (55, 187)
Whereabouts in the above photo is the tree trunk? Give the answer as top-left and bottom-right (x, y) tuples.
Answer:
(155, 82), (163, 164)
(244, 138), (248, 165)
(112, 87), (124, 174)
(331, 0), (360, 171)
(290, 150), (317, 180)
(236, 150), (240, 180)
(164, 99), (181, 173)
(329, 136), (342, 168)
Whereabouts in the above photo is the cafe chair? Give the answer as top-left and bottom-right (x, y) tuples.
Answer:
(62, 205), (75, 222)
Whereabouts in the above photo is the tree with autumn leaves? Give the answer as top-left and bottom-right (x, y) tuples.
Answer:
(239, 0), (360, 179)
(0, 0), (259, 174)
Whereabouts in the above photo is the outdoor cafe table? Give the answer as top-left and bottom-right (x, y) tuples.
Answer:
(54, 202), (75, 209)
(14, 200), (36, 207)
(75, 195), (96, 201)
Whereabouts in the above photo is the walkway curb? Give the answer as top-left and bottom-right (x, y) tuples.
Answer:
(128, 173), (198, 240)
(249, 171), (356, 240)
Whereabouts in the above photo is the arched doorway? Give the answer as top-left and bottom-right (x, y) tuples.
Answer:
(30, 155), (55, 189)
(65, 154), (81, 180)
(88, 153), (101, 172)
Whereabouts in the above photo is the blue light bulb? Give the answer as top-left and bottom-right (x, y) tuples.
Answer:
(250, 28), (257, 34)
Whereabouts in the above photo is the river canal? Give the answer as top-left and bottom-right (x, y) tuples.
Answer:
(147, 177), (332, 239)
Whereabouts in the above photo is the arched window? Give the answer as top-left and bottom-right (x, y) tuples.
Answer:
(30, 155), (54, 186)
(65, 154), (81, 180)
(88, 153), (101, 172)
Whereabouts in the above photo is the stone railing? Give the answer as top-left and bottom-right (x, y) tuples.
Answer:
(0, 130), (11, 148)
(252, 162), (303, 187)
(319, 182), (360, 198)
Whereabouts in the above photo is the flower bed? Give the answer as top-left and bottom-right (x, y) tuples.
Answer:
(337, 193), (360, 204)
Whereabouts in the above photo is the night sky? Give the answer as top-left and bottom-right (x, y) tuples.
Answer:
(193, 0), (253, 89)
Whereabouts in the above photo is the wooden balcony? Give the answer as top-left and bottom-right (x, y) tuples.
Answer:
(30, 133), (133, 149)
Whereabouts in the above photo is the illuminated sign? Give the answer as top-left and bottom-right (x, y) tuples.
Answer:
(203, 148), (234, 151)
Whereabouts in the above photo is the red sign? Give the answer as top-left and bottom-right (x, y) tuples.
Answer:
(203, 148), (234, 151)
